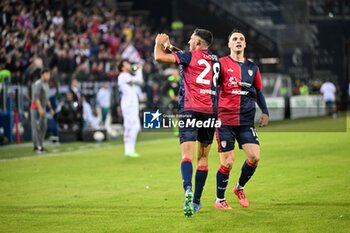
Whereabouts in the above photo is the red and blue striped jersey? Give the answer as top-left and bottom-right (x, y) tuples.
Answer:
(173, 50), (220, 114)
(218, 56), (263, 126)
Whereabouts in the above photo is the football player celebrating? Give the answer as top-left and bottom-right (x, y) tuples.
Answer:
(214, 29), (269, 209)
(154, 29), (220, 217)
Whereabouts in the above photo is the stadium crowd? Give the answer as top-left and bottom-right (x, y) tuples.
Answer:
(1, 0), (336, 125)
(0, 0), (201, 113)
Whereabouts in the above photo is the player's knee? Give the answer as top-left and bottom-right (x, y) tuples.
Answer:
(220, 151), (235, 168)
(222, 156), (234, 168)
(226, 160), (234, 168)
(197, 150), (208, 159)
(182, 154), (193, 161)
(247, 154), (260, 165)
(197, 156), (208, 165)
(182, 148), (194, 161)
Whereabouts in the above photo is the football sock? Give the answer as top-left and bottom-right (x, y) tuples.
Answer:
(216, 198), (226, 202)
(216, 165), (232, 199)
(236, 183), (244, 190)
(181, 158), (193, 191)
(238, 159), (258, 188)
(193, 166), (208, 204)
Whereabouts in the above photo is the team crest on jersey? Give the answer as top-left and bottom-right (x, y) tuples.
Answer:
(221, 141), (227, 148)
(248, 69), (253, 76)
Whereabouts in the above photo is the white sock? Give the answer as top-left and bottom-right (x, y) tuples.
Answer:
(124, 142), (134, 155)
(236, 183), (244, 190)
(216, 198), (226, 202)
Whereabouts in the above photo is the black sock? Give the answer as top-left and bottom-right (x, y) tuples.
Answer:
(193, 166), (208, 204)
(238, 160), (257, 188)
(216, 165), (231, 199)
(181, 159), (193, 191)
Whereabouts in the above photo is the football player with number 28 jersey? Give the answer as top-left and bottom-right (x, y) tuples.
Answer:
(154, 29), (220, 217)
(214, 29), (269, 210)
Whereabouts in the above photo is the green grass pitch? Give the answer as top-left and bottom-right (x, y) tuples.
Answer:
(0, 115), (349, 233)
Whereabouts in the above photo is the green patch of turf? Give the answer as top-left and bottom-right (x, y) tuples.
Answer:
(0, 116), (349, 232)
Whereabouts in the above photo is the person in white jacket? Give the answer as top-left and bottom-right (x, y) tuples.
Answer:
(320, 79), (337, 118)
(96, 82), (111, 124)
(117, 59), (143, 157)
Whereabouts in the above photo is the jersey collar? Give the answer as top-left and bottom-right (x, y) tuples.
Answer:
(227, 55), (246, 64)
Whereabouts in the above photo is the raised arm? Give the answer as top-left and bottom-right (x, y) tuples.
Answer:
(154, 33), (177, 64)
(132, 67), (144, 85)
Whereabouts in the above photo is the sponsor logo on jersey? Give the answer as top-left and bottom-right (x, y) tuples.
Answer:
(232, 90), (249, 95)
(227, 68), (234, 72)
(228, 77), (251, 88)
(200, 89), (217, 95)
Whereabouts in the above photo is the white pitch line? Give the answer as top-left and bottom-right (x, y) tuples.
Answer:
(0, 138), (176, 162)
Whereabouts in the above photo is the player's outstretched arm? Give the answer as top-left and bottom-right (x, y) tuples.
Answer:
(257, 91), (269, 127)
(132, 67), (144, 85)
(154, 33), (176, 64)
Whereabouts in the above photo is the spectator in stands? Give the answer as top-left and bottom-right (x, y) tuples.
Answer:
(166, 69), (180, 112)
(0, 0), (229, 128)
(69, 78), (83, 138)
(299, 81), (309, 96)
(52, 10), (64, 26)
(56, 91), (80, 130)
(165, 69), (180, 136)
(69, 78), (81, 105)
(82, 95), (102, 129)
(292, 79), (301, 95)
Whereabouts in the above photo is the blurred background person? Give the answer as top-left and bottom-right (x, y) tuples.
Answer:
(320, 79), (337, 118)
(96, 82), (111, 124)
(69, 78), (81, 104)
(166, 69), (180, 113)
(299, 81), (309, 96)
(55, 91), (80, 130)
(117, 59), (143, 157)
(30, 68), (55, 153)
(82, 95), (101, 129)
(165, 69), (180, 136)
(69, 78), (83, 139)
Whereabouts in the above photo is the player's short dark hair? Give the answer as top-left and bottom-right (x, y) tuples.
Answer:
(41, 68), (50, 75)
(228, 29), (245, 41)
(118, 59), (129, 72)
(194, 28), (213, 47)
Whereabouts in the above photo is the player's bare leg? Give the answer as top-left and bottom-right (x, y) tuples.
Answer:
(215, 150), (235, 209)
(181, 141), (196, 217)
(193, 142), (211, 213)
(234, 143), (260, 208)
